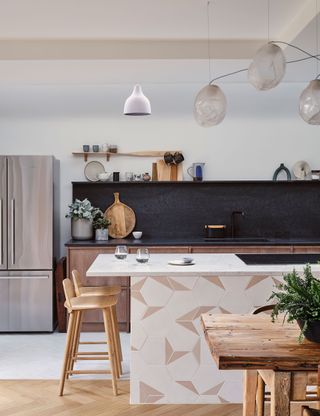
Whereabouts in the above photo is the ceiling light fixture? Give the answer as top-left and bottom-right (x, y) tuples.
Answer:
(123, 84), (151, 116)
(194, 1), (227, 127)
(194, 0), (320, 126)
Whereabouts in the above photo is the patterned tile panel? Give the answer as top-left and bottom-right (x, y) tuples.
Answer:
(130, 274), (284, 404)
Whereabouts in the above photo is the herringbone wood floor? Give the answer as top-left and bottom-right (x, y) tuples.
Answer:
(0, 380), (313, 416)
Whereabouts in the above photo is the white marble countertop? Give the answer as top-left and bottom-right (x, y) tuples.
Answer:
(86, 253), (320, 277)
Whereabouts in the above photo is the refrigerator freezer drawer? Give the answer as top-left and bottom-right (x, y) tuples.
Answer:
(0, 279), (9, 330)
(0, 271), (53, 332)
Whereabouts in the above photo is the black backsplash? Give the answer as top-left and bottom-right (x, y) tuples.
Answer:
(72, 181), (320, 239)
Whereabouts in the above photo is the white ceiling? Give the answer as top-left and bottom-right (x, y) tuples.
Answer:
(0, 0), (318, 84)
(0, 0), (309, 40)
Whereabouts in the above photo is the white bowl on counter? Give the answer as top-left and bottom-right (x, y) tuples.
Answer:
(133, 231), (143, 239)
(98, 172), (112, 182)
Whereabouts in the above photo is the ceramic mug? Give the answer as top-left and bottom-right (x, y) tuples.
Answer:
(187, 163), (205, 181)
(93, 145), (100, 152)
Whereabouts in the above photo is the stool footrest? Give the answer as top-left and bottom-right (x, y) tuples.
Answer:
(76, 351), (109, 356)
(74, 356), (109, 361)
(68, 369), (111, 375)
(79, 341), (107, 345)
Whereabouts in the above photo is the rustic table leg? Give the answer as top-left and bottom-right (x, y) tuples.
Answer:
(243, 370), (258, 416)
(256, 374), (265, 416)
(270, 371), (291, 416)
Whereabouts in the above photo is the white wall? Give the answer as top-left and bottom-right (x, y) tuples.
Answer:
(0, 82), (319, 255)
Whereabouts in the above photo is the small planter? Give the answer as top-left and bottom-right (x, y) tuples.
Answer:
(71, 218), (93, 240)
(297, 320), (320, 343)
(95, 228), (109, 241)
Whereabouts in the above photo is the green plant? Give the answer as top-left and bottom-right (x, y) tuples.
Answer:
(93, 214), (111, 230)
(269, 264), (320, 342)
(66, 199), (101, 221)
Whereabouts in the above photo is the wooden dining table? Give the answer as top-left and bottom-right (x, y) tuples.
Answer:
(201, 313), (320, 416)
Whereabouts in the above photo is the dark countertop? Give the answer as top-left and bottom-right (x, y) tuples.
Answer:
(65, 237), (320, 247)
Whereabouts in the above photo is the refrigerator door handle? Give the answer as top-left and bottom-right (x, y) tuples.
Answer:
(0, 199), (2, 265)
(11, 199), (15, 265)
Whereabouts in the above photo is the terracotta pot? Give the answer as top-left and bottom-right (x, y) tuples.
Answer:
(71, 218), (93, 240)
(297, 320), (320, 343)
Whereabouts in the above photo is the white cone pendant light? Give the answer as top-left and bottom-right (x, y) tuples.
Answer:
(299, 79), (320, 124)
(123, 84), (151, 116)
(193, 84), (227, 127)
(248, 43), (286, 91)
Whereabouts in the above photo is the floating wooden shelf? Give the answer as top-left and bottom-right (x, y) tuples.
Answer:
(72, 151), (181, 162)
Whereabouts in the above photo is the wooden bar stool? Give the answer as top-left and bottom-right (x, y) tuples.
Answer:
(70, 270), (123, 377)
(59, 278), (119, 396)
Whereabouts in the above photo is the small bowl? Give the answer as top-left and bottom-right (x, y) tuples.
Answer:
(133, 231), (143, 239)
(182, 257), (194, 264)
(98, 172), (112, 182)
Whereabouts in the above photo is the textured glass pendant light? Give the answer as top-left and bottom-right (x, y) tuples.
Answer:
(299, 80), (320, 124)
(194, 1), (227, 127)
(248, 0), (286, 91)
(299, 0), (320, 124)
(123, 84), (151, 116)
(248, 43), (286, 91)
(194, 84), (227, 126)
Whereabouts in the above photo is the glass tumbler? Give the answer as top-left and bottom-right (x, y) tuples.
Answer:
(136, 248), (150, 263)
(114, 245), (128, 260)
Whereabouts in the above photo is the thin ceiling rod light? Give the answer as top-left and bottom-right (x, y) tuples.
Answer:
(123, 84), (151, 116)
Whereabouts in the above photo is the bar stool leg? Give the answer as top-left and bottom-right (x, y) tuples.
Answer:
(68, 310), (82, 377)
(110, 305), (122, 377)
(112, 305), (123, 364)
(102, 307), (118, 396)
(59, 312), (76, 396)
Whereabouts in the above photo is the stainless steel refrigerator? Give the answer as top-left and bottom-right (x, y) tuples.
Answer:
(0, 156), (59, 332)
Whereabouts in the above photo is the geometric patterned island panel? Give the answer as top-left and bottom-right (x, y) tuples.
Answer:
(130, 273), (283, 404)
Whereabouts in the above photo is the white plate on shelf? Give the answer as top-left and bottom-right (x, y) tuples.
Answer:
(84, 161), (105, 182)
(168, 260), (195, 266)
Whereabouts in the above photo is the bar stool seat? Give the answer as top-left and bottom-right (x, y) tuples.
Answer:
(78, 285), (121, 297)
(68, 295), (118, 310)
(59, 278), (120, 397)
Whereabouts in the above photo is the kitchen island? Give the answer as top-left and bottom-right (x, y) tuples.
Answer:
(86, 253), (320, 405)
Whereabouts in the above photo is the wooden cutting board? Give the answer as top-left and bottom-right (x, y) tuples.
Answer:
(157, 159), (184, 181)
(157, 160), (171, 181)
(105, 192), (136, 238)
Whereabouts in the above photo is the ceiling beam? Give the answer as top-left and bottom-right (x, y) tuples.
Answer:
(0, 39), (266, 60)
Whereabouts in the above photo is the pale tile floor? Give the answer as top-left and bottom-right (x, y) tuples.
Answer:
(0, 332), (130, 380)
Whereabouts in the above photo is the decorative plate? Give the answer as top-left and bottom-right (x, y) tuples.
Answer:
(292, 160), (311, 180)
(84, 161), (105, 182)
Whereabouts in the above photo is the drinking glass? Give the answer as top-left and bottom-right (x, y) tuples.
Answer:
(136, 248), (150, 263)
(125, 172), (134, 181)
(115, 245), (128, 260)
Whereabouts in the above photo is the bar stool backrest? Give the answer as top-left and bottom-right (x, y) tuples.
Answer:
(72, 270), (83, 297)
(62, 278), (76, 310)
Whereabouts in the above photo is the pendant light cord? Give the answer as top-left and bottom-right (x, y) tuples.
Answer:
(267, 0), (270, 42)
(207, 0), (212, 83)
(316, 0), (319, 76)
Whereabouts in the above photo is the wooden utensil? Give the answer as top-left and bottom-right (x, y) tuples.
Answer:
(105, 193), (136, 238)
(170, 164), (178, 181)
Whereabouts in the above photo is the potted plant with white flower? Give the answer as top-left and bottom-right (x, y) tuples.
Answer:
(66, 198), (100, 240)
(93, 212), (111, 241)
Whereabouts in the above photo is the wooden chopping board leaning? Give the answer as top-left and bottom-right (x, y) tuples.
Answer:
(105, 192), (136, 238)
